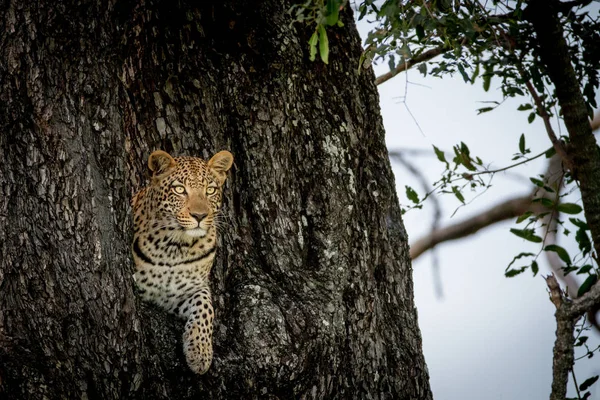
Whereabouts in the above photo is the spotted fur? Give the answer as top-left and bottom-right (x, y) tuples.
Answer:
(132, 149), (233, 374)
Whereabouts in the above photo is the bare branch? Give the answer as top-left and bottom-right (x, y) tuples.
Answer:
(464, 148), (548, 178)
(375, 45), (452, 86)
(410, 195), (544, 259)
(569, 280), (600, 319)
(523, 79), (574, 171)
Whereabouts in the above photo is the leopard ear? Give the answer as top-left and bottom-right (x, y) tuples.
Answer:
(148, 150), (176, 177)
(208, 150), (233, 183)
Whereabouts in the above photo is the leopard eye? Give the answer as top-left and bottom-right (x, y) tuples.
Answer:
(173, 185), (186, 195)
(206, 187), (216, 195)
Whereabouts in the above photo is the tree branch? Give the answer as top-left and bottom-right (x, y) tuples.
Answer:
(526, 0), (600, 265)
(545, 274), (576, 400)
(408, 110), (599, 264)
(410, 153), (563, 260)
(569, 280), (600, 319)
(464, 148), (548, 178)
(375, 44), (452, 86)
(410, 195), (544, 259)
(545, 274), (600, 400)
(523, 79), (574, 171)
(373, 7), (520, 87)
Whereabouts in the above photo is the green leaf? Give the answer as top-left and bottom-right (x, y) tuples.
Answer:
(387, 56), (396, 72)
(325, 0), (340, 26)
(517, 104), (533, 111)
(471, 63), (480, 83)
(454, 142), (476, 171)
(577, 265), (593, 275)
(579, 375), (599, 391)
(483, 75), (491, 91)
(506, 86), (525, 97)
(516, 211), (533, 224)
(507, 252), (535, 268)
(575, 336), (589, 346)
(417, 62), (427, 75)
(527, 112), (535, 123)
(452, 186), (465, 204)
(483, 64), (493, 92)
(569, 218), (589, 230)
(530, 177), (544, 187)
(532, 197), (554, 208)
(433, 145), (448, 167)
(544, 244), (571, 265)
(577, 274), (598, 297)
(357, 4), (367, 19)
(405, 186), (419, 204)
(505, 267), (527, 277)
(318, 25), (329, 64)
(308, 32), (318, 62)
(510, 228), (543, 243)
(530, 67), (544, 92)
(457, 63), (469, 83)
(545, 146), (556, 158)
(531, 261), (539, 276)
(460, 142), (470, 156)
(477, 107), (494, 114)
(519, 134), (526, 153)
(576, 229), (592, 255)
(557, 203), (582, 215)
(563, 265), (578, 276)
(416, 25), (425, 41)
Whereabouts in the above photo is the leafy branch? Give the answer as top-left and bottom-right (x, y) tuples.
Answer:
(289, 0), (346, 64)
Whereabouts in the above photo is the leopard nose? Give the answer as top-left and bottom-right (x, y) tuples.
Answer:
(190, 212), (208, 223)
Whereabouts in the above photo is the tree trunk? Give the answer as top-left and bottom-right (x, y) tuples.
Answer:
(0, 1), (432, 398)
(526, 0), (600, 259)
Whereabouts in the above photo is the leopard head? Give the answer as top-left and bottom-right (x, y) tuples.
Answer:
(134, 150), (233, 239)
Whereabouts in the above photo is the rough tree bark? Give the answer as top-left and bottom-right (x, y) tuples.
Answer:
(0, 0), (432, 398)
(524, 1), (600, 397)
(526, 0), (600, 259)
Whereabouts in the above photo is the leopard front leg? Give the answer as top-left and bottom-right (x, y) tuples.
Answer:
(177, 288), (215, 375)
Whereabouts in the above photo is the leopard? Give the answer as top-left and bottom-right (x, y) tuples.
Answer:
(131, 149), (233, 375)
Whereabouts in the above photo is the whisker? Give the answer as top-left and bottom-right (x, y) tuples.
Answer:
(212, 221), (229, 233)
(212, 218), (228, 224)
(213, 210), (230, 218)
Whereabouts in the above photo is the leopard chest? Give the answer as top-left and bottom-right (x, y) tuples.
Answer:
(132, 231), (216, 307)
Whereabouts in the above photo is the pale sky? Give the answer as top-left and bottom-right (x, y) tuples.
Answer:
(356, 9), (600, 400)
